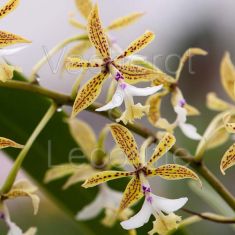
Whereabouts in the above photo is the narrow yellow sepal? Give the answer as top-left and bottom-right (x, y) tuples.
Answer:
(0, 30), (31, 48)
(87, 4), (110, 59)
(220, 143), (235, 175)
(110, 124), (141, 169)
(0, 0), (19, 19)
(71, 71), (108, 118)
(207, 92), (230, 111)
(220, 52), (235, 101)
(0, 137), (24, 149)
(114, 63), (166, 84)
(62, 41), (91, 71)
(147, 133), (176, 166)
(176, 48), (207, 81)
(150, 164), (202, 187)
(146, 92), (166, 126)
(82, 170), (132, 188)
(223, 114), (235, 133)
(119, 176), (143, 211)
(75, 0), (93, 19)
(68, 16), (86, 29)
(66, 57), (103, 69)
(66, 119), (97, 159)
(44, 163), (78, 184)
(106, 12), (144, 31)
(116, 31), (155, 60)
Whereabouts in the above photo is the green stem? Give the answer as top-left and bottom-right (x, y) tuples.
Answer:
(1, 80), (235, 211)
(0, 103), (57, 194)
(194, 162), (235, 211)
(29, 34), (88, 83)
(183, 208), (235, 224)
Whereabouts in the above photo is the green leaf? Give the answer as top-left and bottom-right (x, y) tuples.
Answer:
(0, 72), (130, 235)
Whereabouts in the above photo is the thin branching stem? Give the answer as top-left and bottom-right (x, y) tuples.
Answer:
(0, 79), (235, 211)
(0, 102), (57, 194)
(29, 34), (89, 83)
(183, 208), (235, 224)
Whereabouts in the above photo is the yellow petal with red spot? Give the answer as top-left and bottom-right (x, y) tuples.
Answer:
(116, 31), (155, 60)
(75, 0), (93, 19)
(224, 114), (235, 133)
(207, 92), (230, 111)
(119, 176), (143, 211)
(220, 52), (235, 101)
(176, 48), (207, 81)
(149, 164), (202, 186)
(220, 143), (235, 175)
(71, 71), (108, 118)
(0, 30), (31, 48)
(66, 57), (103, 69)
(106, 12), (144, 31)
(88, 4), (110, 60)
(82, 170), (132, 188)
(0, 0), (19, 19)
(114, 63), (166, 84)
(147, 133), (176, 166)
(110, 124), (141, 169)
(0, 137), (24, 149)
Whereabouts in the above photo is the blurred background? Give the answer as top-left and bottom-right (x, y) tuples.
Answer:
(0, 0), (235, 234)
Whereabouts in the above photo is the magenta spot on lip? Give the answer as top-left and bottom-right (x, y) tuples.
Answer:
(179, 99), (186, 107)
(115, 72), (124, 81)
(147, 196), (153, 204)
(142, 185), (151, 194)
(120, 83), (127, 90)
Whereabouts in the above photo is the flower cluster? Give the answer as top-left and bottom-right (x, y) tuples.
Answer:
(82, 124), (201, 234)
(206, 52), (235, 174)
(1, 0), (235, 234)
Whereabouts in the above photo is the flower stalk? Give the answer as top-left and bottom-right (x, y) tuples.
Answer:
(29, 34), (89, 83)
(0, 80), (235, 211)
(0, 102), (57, 194)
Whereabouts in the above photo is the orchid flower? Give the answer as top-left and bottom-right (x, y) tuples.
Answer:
(77, 184), (133, 227)
(63, 0), (145, 64)
(121, 178), (186, 235)
(174, 98), (202, 140)
(156, 90), (202, 140)
(0, 179), (39, 235)
(96, 67), (163, 124)
(44, 119), (131, 226)
(147, 48), (207, 130)
(82, 124), (201, 223)
(66, 4), (169, 119)
(206, 52), (235, 174)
